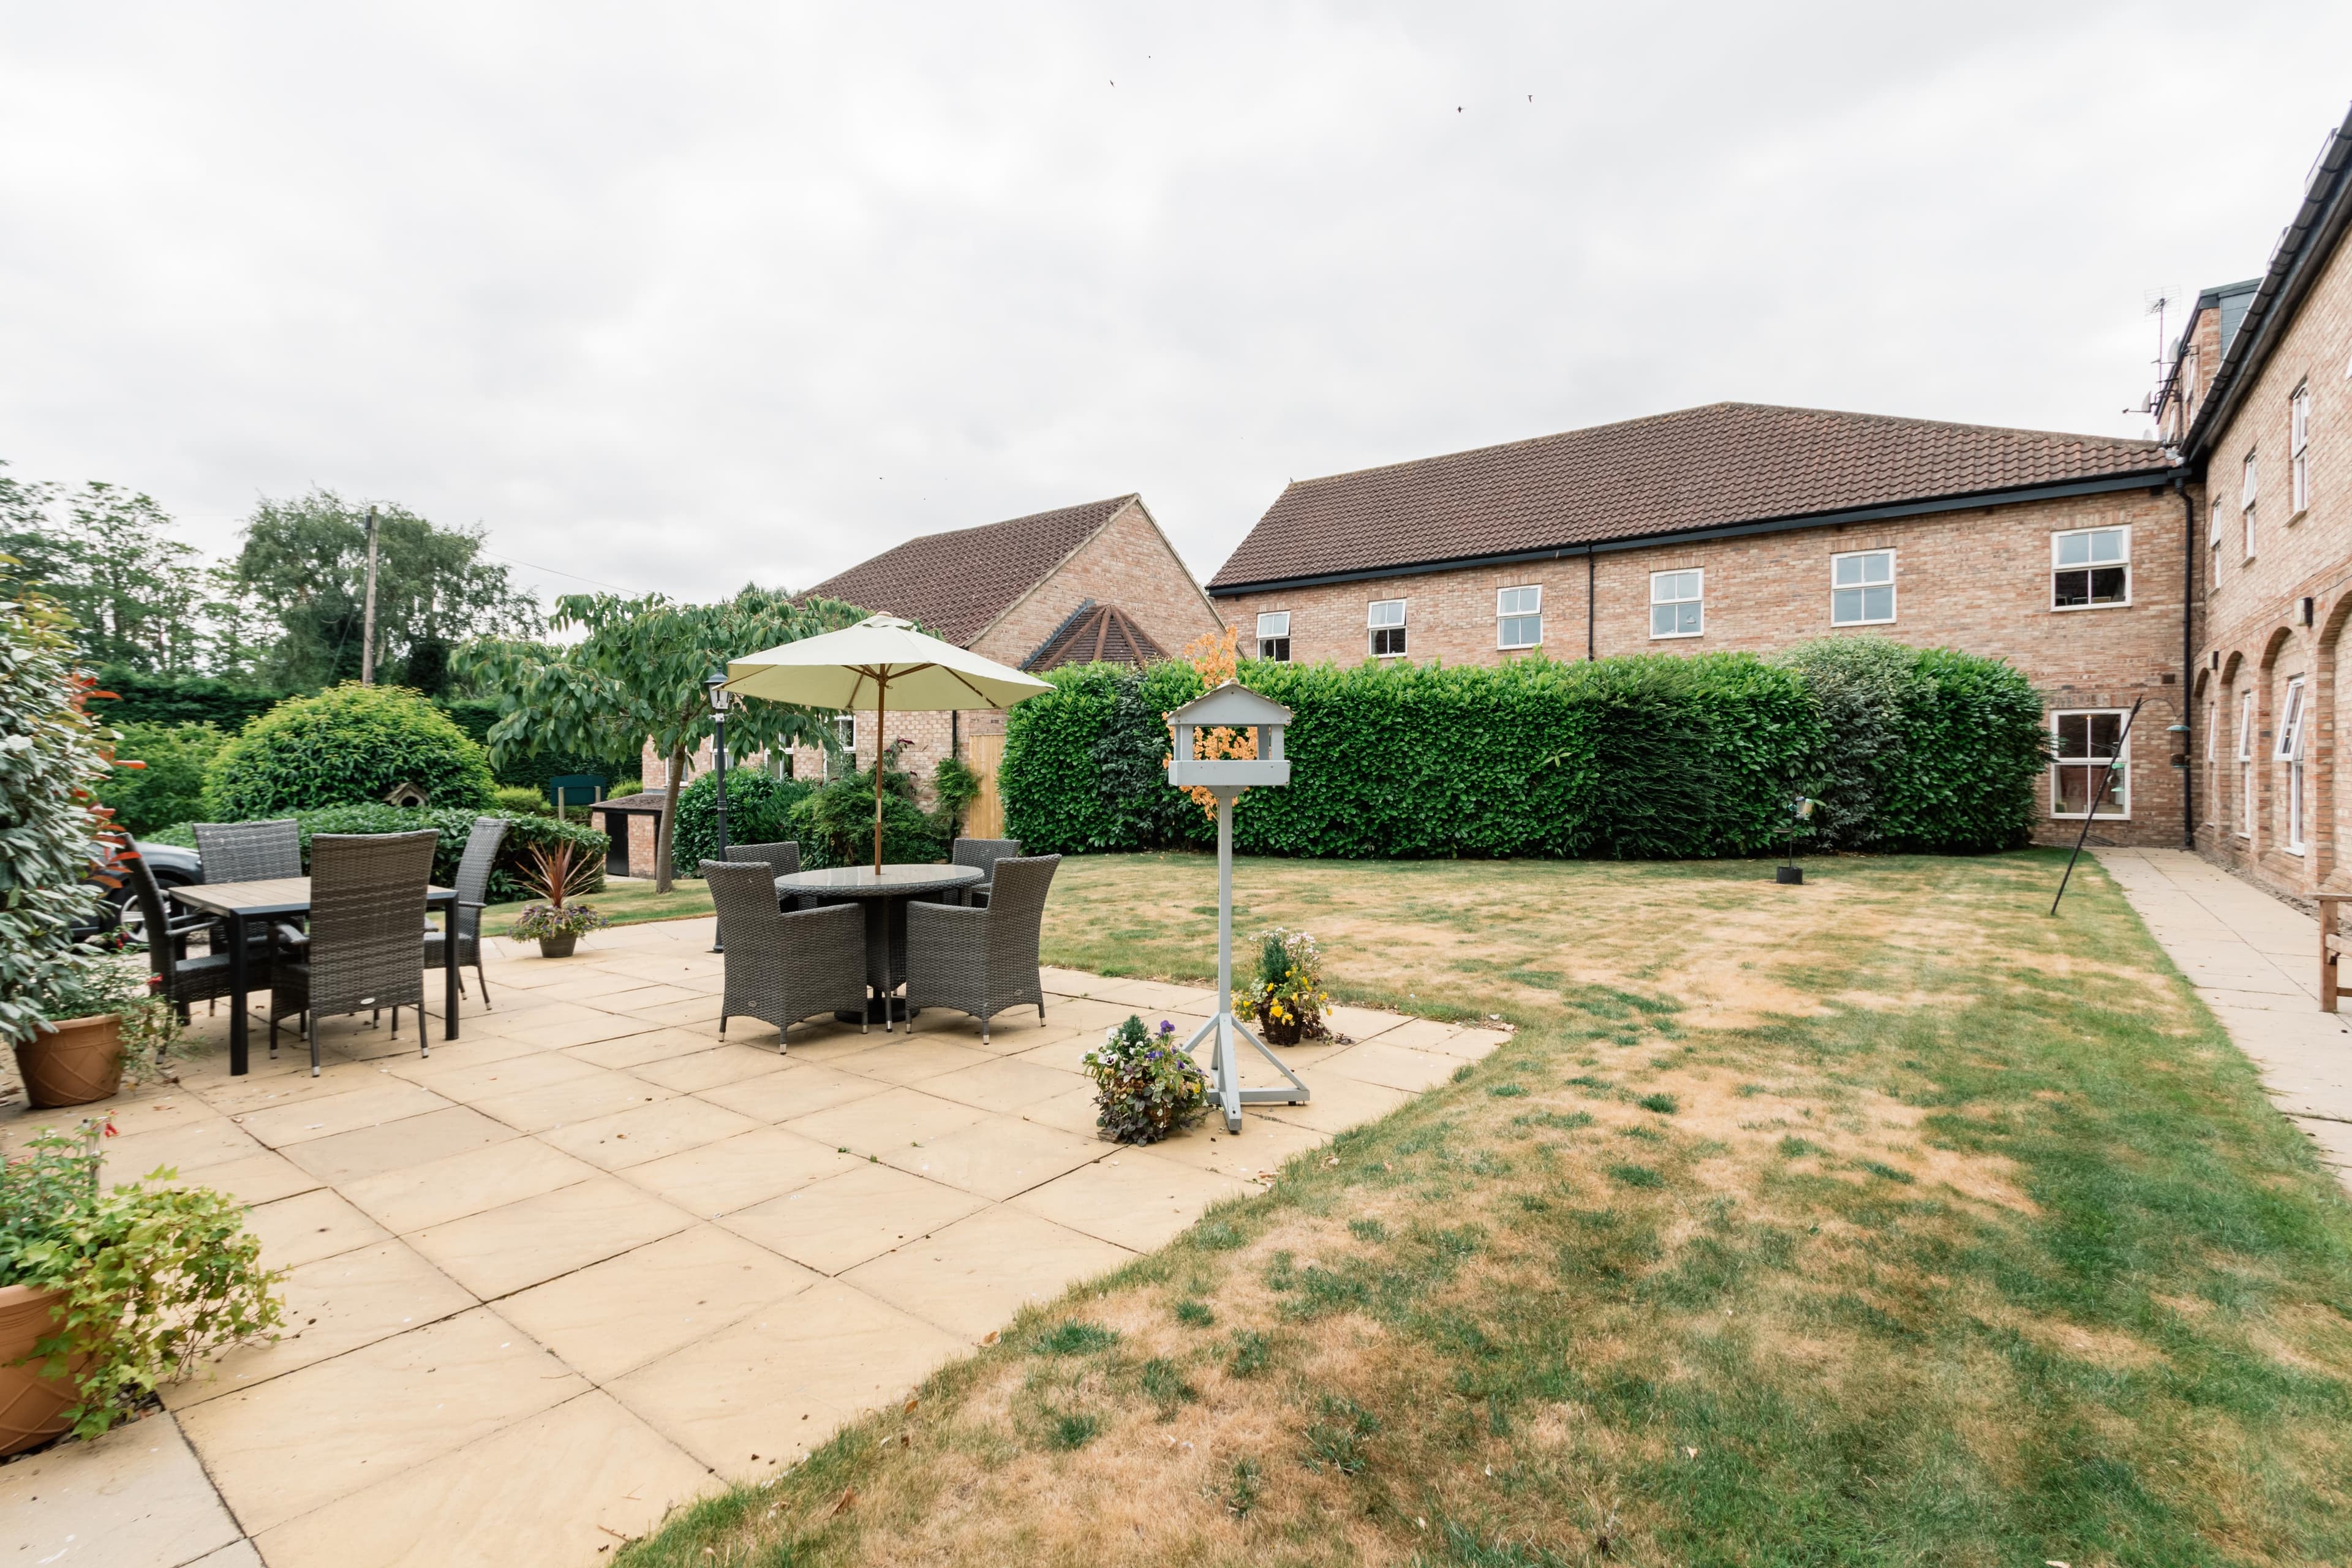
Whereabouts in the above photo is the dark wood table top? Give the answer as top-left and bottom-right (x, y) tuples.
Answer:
(175, 878), (458, 919)
(772, 864), (983, 899)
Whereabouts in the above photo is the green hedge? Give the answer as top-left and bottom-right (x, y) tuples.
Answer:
(98, 720), (231, 835)
(669, 770), (816, 877)
(205, 684), (496, 819)
(149, 807), (606, 905)
(1001, 641), (2046, 861)
(92, 667), (290, 733)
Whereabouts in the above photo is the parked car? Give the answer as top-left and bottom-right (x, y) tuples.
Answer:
(77, 840), (204, 944)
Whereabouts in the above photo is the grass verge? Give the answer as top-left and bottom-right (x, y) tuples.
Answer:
(484, 878), (714, 931)
(617, 850), (2352, 1566)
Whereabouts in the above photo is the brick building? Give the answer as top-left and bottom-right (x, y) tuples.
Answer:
(646, 494), (1221, 829)
(2163, 104), (2352, 899)
(1208, 402), (2190, 846)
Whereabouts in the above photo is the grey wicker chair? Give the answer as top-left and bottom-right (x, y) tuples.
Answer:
(903, 853), (1060, 1042)
(422, 816), (508, 1008)
(126, 850), (255, 1022)
(703, 861), (869, 1050)
(270, 830), (439, 1076)
(948, 837), (1023, 907)
(194, 819), (302, 882)
(728, 840), (802, 910)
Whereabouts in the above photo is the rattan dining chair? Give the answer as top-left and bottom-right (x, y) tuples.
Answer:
(703, 861), (869, 1050)
(947, 837), (1023, 907)
(903, 853), (1060, 1042)
(194, 819), (303, 882)
(727, 840), (802, 910)
(270, 830), (439, 1075)
(422, 816), (508, 1008)
(125, 850), (255, 1022)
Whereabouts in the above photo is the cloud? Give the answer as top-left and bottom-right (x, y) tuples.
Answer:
(1, 1), (2343, 608)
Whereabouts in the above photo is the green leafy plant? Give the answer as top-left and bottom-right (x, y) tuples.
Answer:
(931, 755), (981, 835)
(94, 720), (228, 835)
(787, 761), (944, 870)
(0, 574), (113, 1055)
(1, 1123), (284, 1438)
(204, 682), (496, 818)
(1238, 927), (1330, 1044)
(33, 955), (184, 1085)
(492, 784), (552, 818)
(507, 839), (610, 943)
(1083, 1014), (1210, 1145)
(669, 768), (814, 878)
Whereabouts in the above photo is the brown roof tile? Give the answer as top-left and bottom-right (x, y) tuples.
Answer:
(1207, 403), (2169, 590)
(1022, 601), (1169, 671)
(807, 496), (1134, 646)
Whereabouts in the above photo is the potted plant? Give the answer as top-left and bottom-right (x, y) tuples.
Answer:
(507, 839), (610, 958)
(1237, 928), (1332, 1047)
(1082, 1015), (1210, 1144)
(1, 1120), (282, 1455)
(12, 956), (182, 1111)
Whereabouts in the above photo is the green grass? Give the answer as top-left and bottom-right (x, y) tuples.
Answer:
(484, 877), (714, 932)
(616, 850), (2352, 1567)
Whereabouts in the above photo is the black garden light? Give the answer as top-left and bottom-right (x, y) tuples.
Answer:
(1776, 791), (1815, 885)
(706, 669), (733, 951)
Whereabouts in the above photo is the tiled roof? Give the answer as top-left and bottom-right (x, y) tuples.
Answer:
(807, 496), (1135, 647)
(1207, 403), (2169, 590)
(1022, 601), (1169, 671)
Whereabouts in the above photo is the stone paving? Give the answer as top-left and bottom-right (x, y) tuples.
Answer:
(2095, 847), (2352, 1193)
(1, 915), (1507, 1567)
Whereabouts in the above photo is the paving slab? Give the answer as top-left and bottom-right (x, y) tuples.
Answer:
(0, 1412), (241, 1567)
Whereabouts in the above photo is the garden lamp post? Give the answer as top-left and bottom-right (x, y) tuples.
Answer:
(706, 669), (731, 952)
(1166, 682), (1310, 1134)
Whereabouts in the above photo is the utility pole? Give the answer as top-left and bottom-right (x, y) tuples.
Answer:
(359, 505), (380, 685)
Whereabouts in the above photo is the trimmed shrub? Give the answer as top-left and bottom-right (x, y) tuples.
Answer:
(492, 784), (553, 818)
(788, 766), (946, 870)
(1002, 643), (2041, 859)
(91, 666), (290, 733)
(1773, 637), (2048, 853)
(205, 684), (496, 818)
(97, 720), (230, 835)
(669, 769), (816, 877)
(149, 806), (605, 905)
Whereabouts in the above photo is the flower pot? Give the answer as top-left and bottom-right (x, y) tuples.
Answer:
(1256, 1004), (1304, 1047)
(10, 1014), (124, 1109)
(537, 934), (579, 959)
(0, 1283), (82, 1457)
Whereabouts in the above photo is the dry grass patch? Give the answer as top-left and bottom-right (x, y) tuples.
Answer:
(620, 851), (2352, 1568)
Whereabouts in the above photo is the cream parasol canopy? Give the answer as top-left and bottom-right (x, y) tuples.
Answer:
(723, 615), (1053, 871)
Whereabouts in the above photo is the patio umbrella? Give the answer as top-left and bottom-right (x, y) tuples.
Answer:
(724, 614), (1053, 872)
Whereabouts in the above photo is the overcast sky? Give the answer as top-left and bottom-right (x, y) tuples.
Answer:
(4, 3), (2348, 610)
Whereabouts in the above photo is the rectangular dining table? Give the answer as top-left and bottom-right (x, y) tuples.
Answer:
(172, 877), (461, 1076)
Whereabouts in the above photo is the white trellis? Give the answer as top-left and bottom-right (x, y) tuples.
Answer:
(1166, 682), (1310, 1133)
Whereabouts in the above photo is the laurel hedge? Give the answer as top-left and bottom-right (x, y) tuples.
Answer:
(148, 805), (605, 905)
(999, 641), (2048, 861)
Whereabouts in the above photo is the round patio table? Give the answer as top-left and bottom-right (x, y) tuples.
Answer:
(774, 863), (984, 1025)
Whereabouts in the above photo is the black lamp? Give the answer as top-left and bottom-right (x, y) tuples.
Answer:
(706, 669), (733, 952)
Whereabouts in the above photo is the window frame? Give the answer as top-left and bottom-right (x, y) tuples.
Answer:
(2242, 450), (2259, 559)
(1495, 585), (1542, 650)
(2050, 708), (2132, 821)
(1254, 610), (1292, 663)
(2204, 699), (2218, 826)
(1830, 549), (1897, 627)
(1367, 598), (1408, 658)
(2049, 525), (2132, 611)
(2291, 383), (2312, 515)
(1648, 569), (1705, 640)
(2277, 676), (2309, 854)
(2235, 693), (2256, 839)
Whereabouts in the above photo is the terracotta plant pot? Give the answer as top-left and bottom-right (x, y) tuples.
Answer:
(11, 1013), (124, 1110)
(537, 934), (579, 959)
(1256, 1003), (1304, 1047)
(0, 1283), (82, 1457)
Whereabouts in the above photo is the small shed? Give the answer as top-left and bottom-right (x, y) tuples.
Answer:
(587, 791), (667, 879)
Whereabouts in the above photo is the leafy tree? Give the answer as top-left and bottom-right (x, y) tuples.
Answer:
(228, 490), (541, 690)
(455, 587), (865, 892)
(0, 464), (229, 673)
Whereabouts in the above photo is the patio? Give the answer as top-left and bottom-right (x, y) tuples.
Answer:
(1, 915), (1506, 1567)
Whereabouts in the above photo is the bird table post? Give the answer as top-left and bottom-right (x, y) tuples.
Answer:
(1166, 682), (1310, 1134)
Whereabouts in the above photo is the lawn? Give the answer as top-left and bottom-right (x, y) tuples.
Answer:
(484, 876), (714, 931)
(619, 850), (2352, 1567)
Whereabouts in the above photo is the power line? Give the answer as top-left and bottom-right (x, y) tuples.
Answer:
(475, 549), (636, 595)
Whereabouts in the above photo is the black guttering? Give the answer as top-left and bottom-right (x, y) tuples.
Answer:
(1205, 466), (2180, 597)
(2184, 104), (2352, 463)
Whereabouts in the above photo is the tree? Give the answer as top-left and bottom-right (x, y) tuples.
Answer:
(455, 587), (866, 892)
(228, 490), (541, 691)
(0, 463), (225, 673)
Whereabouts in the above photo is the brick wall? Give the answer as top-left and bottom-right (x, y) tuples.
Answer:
(2193, 227), (2352, 897)
(1216, 484), (2191, 847)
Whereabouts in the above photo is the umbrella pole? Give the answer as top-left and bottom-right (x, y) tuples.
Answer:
(873, 674), (888, 873)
